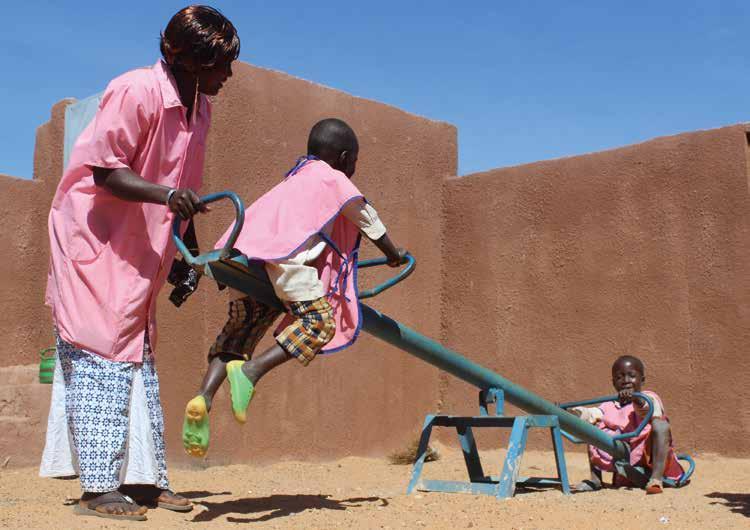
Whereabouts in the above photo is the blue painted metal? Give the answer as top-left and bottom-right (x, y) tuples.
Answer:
(407, 389), (571, 499)
(457, 424), (485, 482)
(612, 452), (696, 489)
(671, 454), (696, 487)
(407, 414), (436, 494)
(172, 191), (246, 269)
(517, 477), (567, 487)
(360, 304), (629, 461)
(408, 413), (571, 498)
(205, 255), (285, 311)
(497, 417), (530, 498)
(357, 255), (416, 299)
(550, 421), (571, 495)
(419, 480), (498, 496)
(479, 388), (504, 416)
(557, 393), (654, 443)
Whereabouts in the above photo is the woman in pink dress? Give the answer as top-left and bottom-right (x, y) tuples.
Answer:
(45, 5), (239, 521)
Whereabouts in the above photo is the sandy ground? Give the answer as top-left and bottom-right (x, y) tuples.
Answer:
(0, 446), (747, 529)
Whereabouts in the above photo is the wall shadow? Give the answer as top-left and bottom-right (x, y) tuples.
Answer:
(705, 492), (750, 517)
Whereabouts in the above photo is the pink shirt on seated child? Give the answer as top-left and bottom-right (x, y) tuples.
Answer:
(574, 391), (683, 481)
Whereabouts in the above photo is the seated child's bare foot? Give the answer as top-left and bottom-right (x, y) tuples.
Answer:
(645, 478), (663, 494)
(182, 395), (210, 457)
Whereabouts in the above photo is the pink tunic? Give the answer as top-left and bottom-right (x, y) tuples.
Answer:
(46, 60), (211, 362)
(589, 391), (684, 482)
(215, 159), (364, 352)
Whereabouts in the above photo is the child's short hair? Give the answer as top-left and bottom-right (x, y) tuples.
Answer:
(612, 355), (645, 375)
(160, 5), (240, 68)
(307, 118), (358, 157)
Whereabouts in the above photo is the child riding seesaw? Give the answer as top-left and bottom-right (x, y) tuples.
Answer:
(171, 118), (410, 457)
(568, 355), (691, 494)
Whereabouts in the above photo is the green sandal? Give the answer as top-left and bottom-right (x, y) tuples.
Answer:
(226, 360), (255, 424)
(182, 395), (210, 457)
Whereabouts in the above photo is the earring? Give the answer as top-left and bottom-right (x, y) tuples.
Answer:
(192, 74), (199, 122)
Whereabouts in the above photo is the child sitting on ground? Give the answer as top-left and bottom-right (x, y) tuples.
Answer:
(182, 118), (407, 457)
(571, 355), (684, 494)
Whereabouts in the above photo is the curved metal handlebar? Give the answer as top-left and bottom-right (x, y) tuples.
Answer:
(171, 191), (245, 266)
(672, 454), (695, 487)
(357, 253), (416, 299)
(557, 392), (655, 444)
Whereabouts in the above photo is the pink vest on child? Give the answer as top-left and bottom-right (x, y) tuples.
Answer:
(215, 158), (364, 352)
(588, 390), (684, 481)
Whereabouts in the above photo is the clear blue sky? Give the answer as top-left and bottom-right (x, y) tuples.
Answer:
(2, 1), (748, 179)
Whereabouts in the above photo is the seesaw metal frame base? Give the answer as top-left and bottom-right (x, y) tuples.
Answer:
(407, 388), (571, 499)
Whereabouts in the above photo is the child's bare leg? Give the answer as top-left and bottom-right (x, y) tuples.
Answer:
(646, 418), (671, 494)
(183, 356), (230, 457)
(574, 450), (603, 492)
(226, 298), (334, 423)
(196, 356), (231, 410)
(225, 343), (293, 423)
(240, 344), (293, 384)
(589, 461), (603, 488)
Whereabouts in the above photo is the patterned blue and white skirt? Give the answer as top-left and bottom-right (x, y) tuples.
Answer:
(39, 334), (169, 492)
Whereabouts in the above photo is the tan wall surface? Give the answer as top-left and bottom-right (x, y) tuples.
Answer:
(0, 101), (69, 465)
(441, 125), (750, 456)
(0, 100), (69, 367)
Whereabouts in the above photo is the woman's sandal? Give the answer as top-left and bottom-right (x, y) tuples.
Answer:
(73, 491), (148, 521)
(154, 489), (193, 512)
(120, 485), (193, 512)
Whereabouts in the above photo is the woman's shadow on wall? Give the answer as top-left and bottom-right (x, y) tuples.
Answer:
(188, 492), (388, 523)
(705, 492), (750, 517)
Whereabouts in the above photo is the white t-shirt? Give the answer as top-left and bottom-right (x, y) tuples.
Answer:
(231, 198), (386, 302)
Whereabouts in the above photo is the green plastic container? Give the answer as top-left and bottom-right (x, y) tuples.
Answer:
(39, 347), (56, 384)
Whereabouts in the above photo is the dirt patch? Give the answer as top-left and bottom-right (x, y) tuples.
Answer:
(1, 446), (747, 529)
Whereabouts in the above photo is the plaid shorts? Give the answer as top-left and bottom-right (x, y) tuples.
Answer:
(276, 298), (336, 366)
(208, 297), (282, 362)
(209, 296), (335, 366)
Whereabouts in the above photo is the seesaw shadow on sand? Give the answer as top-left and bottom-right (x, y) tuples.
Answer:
(190, 493), (388, 523)
(178, 490), (232, 500)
